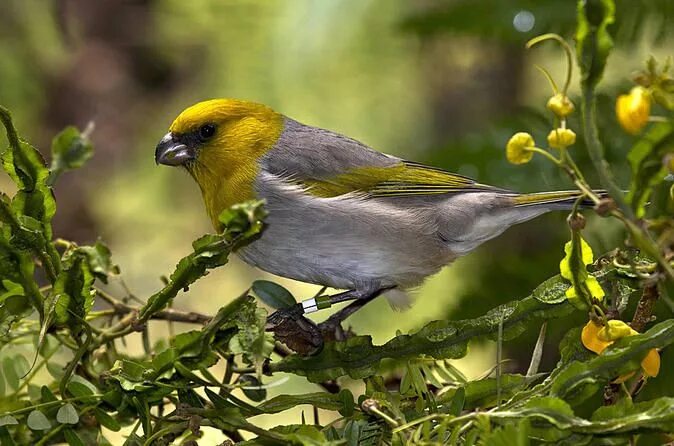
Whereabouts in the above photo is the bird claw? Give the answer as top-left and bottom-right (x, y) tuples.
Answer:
(317, 320), (352, 342)
(266, 304), (323, 355)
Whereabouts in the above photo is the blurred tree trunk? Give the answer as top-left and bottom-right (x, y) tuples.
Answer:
(420, 38), (524, 144)
(41, 0), (184, 241)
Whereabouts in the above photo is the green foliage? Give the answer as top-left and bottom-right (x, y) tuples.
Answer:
(576, 0), (615, 90)
(48, 125), (93, 185)
(270, 294), (573, 382)
(0, 1), (673, 444)
(627, 122), (674, 217)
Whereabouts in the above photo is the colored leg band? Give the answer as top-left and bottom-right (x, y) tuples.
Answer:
(301, 295), (333, 314)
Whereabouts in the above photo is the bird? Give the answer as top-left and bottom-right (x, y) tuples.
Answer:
(155, 98), (592, 340)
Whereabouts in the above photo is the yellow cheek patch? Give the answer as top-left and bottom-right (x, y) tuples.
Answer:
(188, 113), (284, 229)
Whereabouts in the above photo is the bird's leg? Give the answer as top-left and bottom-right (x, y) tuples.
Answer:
(266, 287), (389, 352)
(315, 288), (388, 341)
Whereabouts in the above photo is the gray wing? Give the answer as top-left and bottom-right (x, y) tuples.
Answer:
(260, 117), (401, 180)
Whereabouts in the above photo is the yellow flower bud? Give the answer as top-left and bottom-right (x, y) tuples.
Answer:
(547, 128), (576, 149)
(597, 319), (636, 342)
(616, 86), (652, 134)
(547, 93), (575, 118)
(506, 132), (535, 165)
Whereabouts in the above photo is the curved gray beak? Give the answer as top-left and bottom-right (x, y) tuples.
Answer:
(155, 132), (195, 166)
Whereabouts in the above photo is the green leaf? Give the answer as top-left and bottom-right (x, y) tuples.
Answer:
(77, 240), (119, 283)
(482, 419), (530, 446)
(0, 280), (23, 304)
(52, 250), (95, 329)
(46, 362), (65, 380)
(0, 214), (44, 319)
(532, 275), (570, 304)
(338, 389), (355, 417)
(270, 293), (572, 382)
(268, 424), (328, 445)
(1, 141), (55, 232)
(13, 354), (30, 379)
(56, 403), (79, 424)
(252, 280), (296, 309)
(63, 428), (86, 446)
(627, 121), (674, 217)
(2, 356), (19, 391)
(48, 125), (93, 185)
(239, 374), (267, 402)
(589, 397), (674, 432)
(576, 0), (615, 90)
(0, 416), (18, 427)
(67, 375), (98, 398)
(487, 396), (674, 438)
(257, 392), (351, 414)
(93, 408), (120, 432)
(204, 387), (236, 410)
(446, 387), (465, 416)
(523, 397), (574, 441)
(39, 385), (57, 402)
(26, 410), (51, 430)
(438, 374), (538, 411)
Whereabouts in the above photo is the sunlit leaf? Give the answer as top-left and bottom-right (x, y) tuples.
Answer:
(0, 416), (18, 427)
(26, 410), (51, 430)
(627, 121), (674, 217)
(48, 125), (93, 185)
(56, 403), (79, 424)
(576, 0), (615, 90)
(252, 280), (296, 309)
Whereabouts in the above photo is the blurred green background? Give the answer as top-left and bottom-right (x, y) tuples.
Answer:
(1, 0), (672, 440)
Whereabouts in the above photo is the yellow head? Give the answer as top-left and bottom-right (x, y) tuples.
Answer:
(155, 99), (284, 228)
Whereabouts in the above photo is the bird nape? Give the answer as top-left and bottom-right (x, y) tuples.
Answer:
(156, 98), (598, 353)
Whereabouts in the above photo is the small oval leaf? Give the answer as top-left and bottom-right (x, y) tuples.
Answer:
(93, 408), (120, 432)
(2, 357), (19, 391)
(0, 416), (18, 427)
(56, 403), (79, 424)
(252, 280), (296, 309)
(26, 410), (51, 430)
(46, 362), (65, 380)
(239, 375), (267, 402)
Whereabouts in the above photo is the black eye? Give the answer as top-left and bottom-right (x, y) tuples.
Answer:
(198, 123), (216, 141)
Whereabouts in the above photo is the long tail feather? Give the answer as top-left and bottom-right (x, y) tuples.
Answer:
(512, 190), (606, 209)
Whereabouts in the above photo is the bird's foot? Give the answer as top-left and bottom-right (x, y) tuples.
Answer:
(317, 319), (355, 342)
(266, 304), (323, 355)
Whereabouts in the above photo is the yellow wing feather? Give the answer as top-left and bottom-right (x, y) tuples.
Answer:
(301, 161), (508, 198)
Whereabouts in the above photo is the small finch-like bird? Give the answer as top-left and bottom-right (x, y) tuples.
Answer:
(156, 99), (589, 334)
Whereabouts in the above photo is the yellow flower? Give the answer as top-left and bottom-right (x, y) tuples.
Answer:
(547, 128), (576, 149)
(547, 93), (575, 118)
(506, 132), (535, 165)
(581, 320), (660, 381)
(559, 237), (605, 303)
(616, 86), (652, 134)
